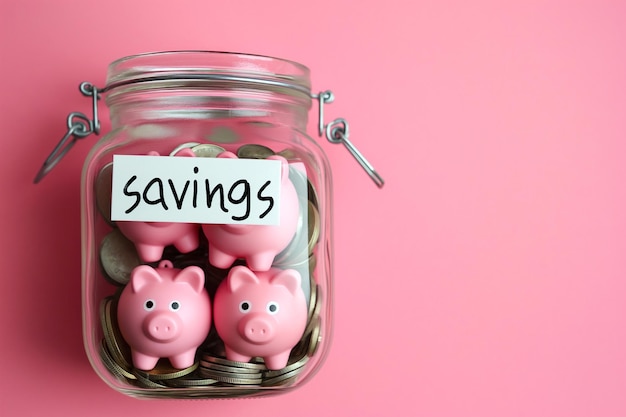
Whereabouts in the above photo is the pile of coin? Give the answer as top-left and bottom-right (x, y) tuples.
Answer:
(94, 141), (324, 396)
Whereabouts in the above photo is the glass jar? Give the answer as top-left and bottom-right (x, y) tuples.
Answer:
(35, 50), (382, 399)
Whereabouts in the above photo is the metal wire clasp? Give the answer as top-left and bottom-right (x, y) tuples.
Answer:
(33, 82), (101, 183)
(313, 91), (384, 188)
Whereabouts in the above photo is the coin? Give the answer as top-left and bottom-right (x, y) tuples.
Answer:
(261, 368), (302, 387)
(99, 339), (136, 381)
(307, 318), (322, 357)
(262, 355), (309, 378)
(199, 361), (263, 375)
(198, 367), (262, 380)
(307, 283), (318, 322)
(163, 377), (220, 387)
(169, 141), (201, 156)
(133, 371), (169, 388)
(277, 148), (298, 160)
(236, 144), (275, 159)
(135, 361), (199, 381)
(198, 368), (262, 385)
(191, 143), (226, 158)
(201, 354), (267, 370)
(95, 163), (113, 224)
(207, 126), (238, 143)
(306, 201), (321, 255)
(99, 229), (141, 286)
(304, 285), (322, 336)
(101, 296), (133, 369)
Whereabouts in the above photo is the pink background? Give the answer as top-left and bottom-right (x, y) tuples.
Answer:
(2, 0), (626, 415)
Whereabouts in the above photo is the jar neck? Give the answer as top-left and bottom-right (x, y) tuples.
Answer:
(103, 51), (313, 131)
(108, 89), (310, 130)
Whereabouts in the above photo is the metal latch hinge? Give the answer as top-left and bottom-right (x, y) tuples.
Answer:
(312, 91), (384, 188)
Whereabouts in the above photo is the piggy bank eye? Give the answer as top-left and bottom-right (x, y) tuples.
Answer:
(266, 301), (279, 315)
(239, 301), (251, 313)
(144, 299), (156, 311)
(169, 301), (181, 311)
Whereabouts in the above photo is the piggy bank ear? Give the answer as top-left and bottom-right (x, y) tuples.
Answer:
(174, 266), (205, 293)
(130, 265), (163, 293)
(228, 266), (259, 292)
(270, 269), (301, 295)
(217, 151), (237, 159)
(267, 155), (289, 181)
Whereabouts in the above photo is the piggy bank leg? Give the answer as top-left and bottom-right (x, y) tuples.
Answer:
(132, 350), (160, 371)
(263, 351), (291, 370)
(173, 231), (200, 254)
(246, 252), (277, 272)
(224, 347), (252, 364)
(135, 244), (165, 263)
(208, 248), (237, 269)
(169, 349), (197, 369)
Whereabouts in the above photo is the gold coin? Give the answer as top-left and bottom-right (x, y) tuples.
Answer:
(132, 371), (168, 388)
(99, 339), (136, 381)
(276, 148), (298, 160)
(307, 283), (318, 322)
(102, 296), (133, 369)
(306, 201), (320, 255)
(95, 163), (114, 224)
(303, 285), (322, 336)
(307, 318), (322, 357)
(307, 177), (320, 209)
(99, 229), (141, 286)
(236, 144), (275, 159)
(135, 361), (199, 381)
(191, 143), (226, 158)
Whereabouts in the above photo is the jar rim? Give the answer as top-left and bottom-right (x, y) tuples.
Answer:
(105, 50), (312, 96)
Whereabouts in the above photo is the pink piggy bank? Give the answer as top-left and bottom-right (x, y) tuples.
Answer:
(117, 149), (200, 263)
(202, 152), (300, 271)
(117, 221), (200, 263)
(117, 260), (211, 370)
(213, 265), (308, 370)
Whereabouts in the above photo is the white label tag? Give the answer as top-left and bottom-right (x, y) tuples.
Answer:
(110, 155), (282, 225)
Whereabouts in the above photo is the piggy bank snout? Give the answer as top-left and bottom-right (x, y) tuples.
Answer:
(238, 315), (276, 344)
(143, 313), (181, 343)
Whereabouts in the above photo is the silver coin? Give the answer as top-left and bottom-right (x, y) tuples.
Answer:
(191, 143), (226, 158)
(207, 126), (239, 143)
(198, 369), (262, 385)
(170, 142), (201, 156)
(134, 362), (199, 381)
(199, 361), (263, 375)
(95, 163), (113, 224)
(236, 144), (275, 159)
(261, 368), (302, 387)
(201, 355), (266, 370)
(99, 229), (141, 285)
(163, 377), (220, 387)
